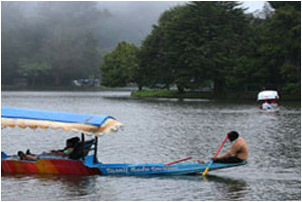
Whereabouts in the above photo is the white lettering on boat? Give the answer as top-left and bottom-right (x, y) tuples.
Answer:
(105, 167), (128, 174)
(104, 166), (178, 174)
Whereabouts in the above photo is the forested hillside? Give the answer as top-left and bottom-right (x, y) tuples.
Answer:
(2, 1), (300, 96)
(101, 1), (300, 95)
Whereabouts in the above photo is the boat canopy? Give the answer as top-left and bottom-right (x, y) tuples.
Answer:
(1, 107), (123, 136)
(257, 90), (279, 101)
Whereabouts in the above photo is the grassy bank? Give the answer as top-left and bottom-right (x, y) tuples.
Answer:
(131, 90), (213, 99)
(131, 90), (301, 101)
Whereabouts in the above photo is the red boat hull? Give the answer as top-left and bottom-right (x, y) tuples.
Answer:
(1, 159), (101, 175)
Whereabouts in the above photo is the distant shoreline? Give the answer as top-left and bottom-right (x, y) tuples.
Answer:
(131, 90), (300, 102)
(2, 85), (300, 101)
(1, 85), (137, 92)
(131, 90), (254, 101)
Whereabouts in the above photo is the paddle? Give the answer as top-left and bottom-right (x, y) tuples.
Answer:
(165, 157), (192, 166)
(202, 134), (229, 176)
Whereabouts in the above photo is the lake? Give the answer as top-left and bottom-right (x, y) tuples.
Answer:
(1, 91), (301, 200)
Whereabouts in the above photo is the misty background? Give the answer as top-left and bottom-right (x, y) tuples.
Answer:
(2, 1), (265, 49)
(1, 1), (266, 86)
(98, 1), (265, 46)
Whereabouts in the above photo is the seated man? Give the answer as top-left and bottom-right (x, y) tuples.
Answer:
(18, 137), (80, 160)
(212, 131), (248, 164)
(261, 100), (272, 110)
(271, 100), (278, 109)
(46, 137), (80, 156)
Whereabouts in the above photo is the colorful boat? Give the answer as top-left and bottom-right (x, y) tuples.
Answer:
(1, 107), (246, 176)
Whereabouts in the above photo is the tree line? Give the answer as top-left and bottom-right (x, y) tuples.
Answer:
(2, 2), (113, 86)
(2, 1), (300, 95)
(100, 1), (300, 94)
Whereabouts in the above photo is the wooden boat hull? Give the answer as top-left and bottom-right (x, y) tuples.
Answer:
(1, 158), (101, 175)
(93, 162), (247, 176)
(2, 154), (246, 176)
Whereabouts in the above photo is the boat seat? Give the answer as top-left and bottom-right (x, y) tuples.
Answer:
(68, 139), (95, 160)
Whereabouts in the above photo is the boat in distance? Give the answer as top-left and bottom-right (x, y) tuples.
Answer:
(257, 90), (280, 113)
(1, 107), (246, 176)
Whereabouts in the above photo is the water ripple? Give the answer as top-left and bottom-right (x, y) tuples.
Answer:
(1, 91), (300, 201)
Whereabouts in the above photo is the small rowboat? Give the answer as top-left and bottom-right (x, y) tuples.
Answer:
(1, 107), (246, 176)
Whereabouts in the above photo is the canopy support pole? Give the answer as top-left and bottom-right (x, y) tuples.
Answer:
(94, 136), (98, 163)
(81, 133), (85, 161)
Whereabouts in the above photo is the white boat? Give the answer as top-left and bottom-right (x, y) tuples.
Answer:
(257, 90), (280, 112)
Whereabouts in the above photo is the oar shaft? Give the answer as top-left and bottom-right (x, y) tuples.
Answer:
(165, 157), (192, 166)
(202, 134), (228, 176)
(213, 135), (229, 158)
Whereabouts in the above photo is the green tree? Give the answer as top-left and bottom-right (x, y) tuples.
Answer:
(226, 14), (267, 91)
(147, 2), (249, 93)
(100, 41), (139, 87)
(139, 24), (174, 90)
(18, 61), (51, 86)
(250, 2), (301, 93)
(269, 2), (301, 94)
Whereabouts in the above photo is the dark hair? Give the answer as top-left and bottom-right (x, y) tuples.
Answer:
(66, 137), (80, 148)
(228, 131), (239, 142)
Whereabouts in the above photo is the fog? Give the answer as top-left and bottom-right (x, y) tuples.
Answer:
(97, 1), (186, 47)
(1, 1), (266, 85)
(96, 1), (265, 46)
(2, 1), (265, 48)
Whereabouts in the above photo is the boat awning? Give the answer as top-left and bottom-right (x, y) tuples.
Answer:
(257, 90), (279, 101)
(1, 107), (123, 136)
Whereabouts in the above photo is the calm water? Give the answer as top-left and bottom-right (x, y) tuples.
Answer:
(1, 91), (301, 201)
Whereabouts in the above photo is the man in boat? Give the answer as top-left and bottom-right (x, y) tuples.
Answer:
(261, 100), (273, 110)
(271, 100), (278, 109)
(48, 137), (80, 154)
(212, 131), (248, 163)
(18, 137), (80, 160)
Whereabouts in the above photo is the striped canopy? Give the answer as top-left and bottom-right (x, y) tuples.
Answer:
(1, 107), (123, 136)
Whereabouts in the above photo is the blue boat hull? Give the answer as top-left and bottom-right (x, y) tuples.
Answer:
(84, 156), (247, 176)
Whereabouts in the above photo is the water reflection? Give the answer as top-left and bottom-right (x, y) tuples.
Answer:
(2, 173), (99, 200)
(2, 172), (248, 201)
(139, 174), (248, 200)
(205, 174), (248, 200)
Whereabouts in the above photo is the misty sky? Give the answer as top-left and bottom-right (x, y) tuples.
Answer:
(97, 1), (266, 45)
(1, 1), (267, 49)
(99, 1), (266, 14)
(99, 1), (266, 24)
